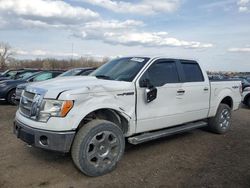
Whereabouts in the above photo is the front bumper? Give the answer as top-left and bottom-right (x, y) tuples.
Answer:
(13, 120), (75, 153)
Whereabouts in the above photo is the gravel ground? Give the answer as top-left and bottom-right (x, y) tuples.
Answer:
(0, 102), (249, 188)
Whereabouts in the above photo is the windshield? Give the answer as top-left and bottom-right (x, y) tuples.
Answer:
(16, 72), (37, 80)
(1, 70), (9, 76)
(5, 70), (18, 78)
(33, 72), (53, 82)
(91, 57), (149, 82)
(59, 69), (82, 77)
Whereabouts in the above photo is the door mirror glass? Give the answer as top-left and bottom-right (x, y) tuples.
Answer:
(145, 87), (157, 103)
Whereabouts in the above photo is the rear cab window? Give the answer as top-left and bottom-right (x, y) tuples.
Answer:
(180, 61), (204, 82)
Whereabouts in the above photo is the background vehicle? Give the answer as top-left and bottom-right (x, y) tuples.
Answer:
(15, 68), (95, 102)
(58, 67), (96, 77)
(0, 69), (40, 81)
(208, 74), (225, 80)
(246, 76), (250, 82)
(239, 77), (250, 90)
(0, 69), (22, 80)
(231, 76), (250, 90)
(0, 70), (63, 104)
(14, 57), (242, 176)
(242, 86), (250, 107)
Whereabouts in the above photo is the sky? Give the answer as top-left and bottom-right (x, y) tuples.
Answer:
(0, 0), (250, 71)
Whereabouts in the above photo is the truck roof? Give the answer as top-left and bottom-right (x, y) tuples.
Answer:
(123, 56), (197, 62)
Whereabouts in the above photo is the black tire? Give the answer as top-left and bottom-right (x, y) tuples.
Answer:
(6, 89), (17, 105)
(71, 120), (125, 177)
(208, 104), (232, 134)
(246, 97), (250, 108)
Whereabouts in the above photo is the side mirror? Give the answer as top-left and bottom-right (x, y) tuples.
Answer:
(145, 87), (157, 103)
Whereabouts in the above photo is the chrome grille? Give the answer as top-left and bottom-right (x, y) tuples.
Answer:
(19, 87), (46, 119)
(19, 88), (45, 119)
(20, 91), (35, 117)
(23, 91), (35, 99)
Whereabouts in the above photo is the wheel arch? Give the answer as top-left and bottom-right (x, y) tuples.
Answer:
(76, 108), (130, 136)
(3, 86), (15, 99)
(220, 96), (233, 109)
(5, 87), (17, 100)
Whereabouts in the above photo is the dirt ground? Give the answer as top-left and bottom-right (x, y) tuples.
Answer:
(0, 102), (249, 188)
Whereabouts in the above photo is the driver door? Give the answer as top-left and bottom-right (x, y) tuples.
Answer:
(136, 59), (184, 133)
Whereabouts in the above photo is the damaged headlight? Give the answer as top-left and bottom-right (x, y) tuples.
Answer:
(38, 99), (74, 122)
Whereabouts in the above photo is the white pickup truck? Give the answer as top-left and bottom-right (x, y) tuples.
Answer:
(14, 56), (242, 176)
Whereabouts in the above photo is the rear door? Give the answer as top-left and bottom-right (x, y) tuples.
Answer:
(177, 60), (210, 123)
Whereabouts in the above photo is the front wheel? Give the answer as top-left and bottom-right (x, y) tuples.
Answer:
(7, 89), (17, 105)
(71, 120), (125, 176)
(208, 104), (232, 134)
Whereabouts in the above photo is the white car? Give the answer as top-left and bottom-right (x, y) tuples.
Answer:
(14, 56), (242, 176)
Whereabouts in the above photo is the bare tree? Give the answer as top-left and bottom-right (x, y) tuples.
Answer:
(0, 42), (13, 70)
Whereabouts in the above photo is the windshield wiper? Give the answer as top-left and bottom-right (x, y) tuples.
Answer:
(95, 75), (113, 80)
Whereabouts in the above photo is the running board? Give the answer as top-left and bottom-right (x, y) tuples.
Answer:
(128, 121), (207, 145)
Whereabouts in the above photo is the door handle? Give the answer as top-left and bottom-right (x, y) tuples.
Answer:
(204, 87), (209, 91)
(177, 89), (185, 94)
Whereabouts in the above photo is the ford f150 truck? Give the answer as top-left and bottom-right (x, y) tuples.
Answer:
(14, 56), (242, 176)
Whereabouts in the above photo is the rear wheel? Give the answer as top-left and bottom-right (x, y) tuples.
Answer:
(6, 89), (16, 105)
(71, 120), (125, 176)
(208, 104), (232, 134)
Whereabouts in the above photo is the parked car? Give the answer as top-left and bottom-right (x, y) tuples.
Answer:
(58, 67), (96, 77)
(208, 74), (225, 80)
(0, 70), (63, 104)
(0, 69), (40, 81)
(233, 77), (250, 90)
(14, 56), (242, 176)
(246, 76), (250, 82)
(0, 69), (21, 80)
(15, 68), (94, 102)
(242, 86), (250, 107)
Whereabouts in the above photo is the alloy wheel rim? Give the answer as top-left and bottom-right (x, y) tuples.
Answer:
(86, 131), (120, 169)
(11, 92), (16, 103)
(219, 109), (230, 129)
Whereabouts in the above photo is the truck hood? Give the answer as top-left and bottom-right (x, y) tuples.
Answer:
(26, 76), (134, 99)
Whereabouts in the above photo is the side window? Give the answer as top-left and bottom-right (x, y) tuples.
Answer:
(33, 72), (53, 82)
(181, 62), (204, 82)
(80, 70), (94, 76)
(141, 61), (179, 87)
(52, 72), (62, 77)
